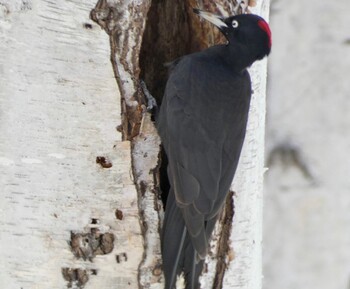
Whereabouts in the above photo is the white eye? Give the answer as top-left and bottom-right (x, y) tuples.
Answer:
(232, 20), (239, 28)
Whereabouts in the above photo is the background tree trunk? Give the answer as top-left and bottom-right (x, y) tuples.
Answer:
(0, 0), (269, 288)
(264, 1), (350, 288)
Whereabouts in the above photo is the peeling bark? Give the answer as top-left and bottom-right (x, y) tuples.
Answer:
(212, 191), (235, 289)
(91, 0), (152, 140)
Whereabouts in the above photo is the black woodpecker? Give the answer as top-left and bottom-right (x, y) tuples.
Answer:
(157, 9), (271, 289)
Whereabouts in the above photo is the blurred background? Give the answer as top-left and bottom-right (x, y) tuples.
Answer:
(263, 0), (350, 288)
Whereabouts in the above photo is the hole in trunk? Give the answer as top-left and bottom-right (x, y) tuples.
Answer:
(139, 0), (215, 206)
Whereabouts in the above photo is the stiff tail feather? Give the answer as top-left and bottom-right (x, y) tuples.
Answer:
(162, 190), (204, 289)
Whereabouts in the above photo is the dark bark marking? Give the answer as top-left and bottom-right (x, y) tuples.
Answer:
(96, 156), (113, 168)
(212, 191), (235, 289)
(62, 268), (97, 288)
(69, 230), (115, 261)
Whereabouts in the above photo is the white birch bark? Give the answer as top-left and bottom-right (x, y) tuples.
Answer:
(0, 1), (143, 288)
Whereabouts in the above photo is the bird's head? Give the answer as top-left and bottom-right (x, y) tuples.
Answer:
(193, 9), (271, 61)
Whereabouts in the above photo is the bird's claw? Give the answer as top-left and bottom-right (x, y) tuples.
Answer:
(140, 80), (158, 111)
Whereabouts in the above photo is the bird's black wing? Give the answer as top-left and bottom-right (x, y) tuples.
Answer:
(158, 54), (251, 258)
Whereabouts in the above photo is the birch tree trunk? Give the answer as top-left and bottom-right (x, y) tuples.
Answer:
(0, 0), (269, 288)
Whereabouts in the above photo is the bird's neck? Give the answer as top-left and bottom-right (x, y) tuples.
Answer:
(222, 43), (255, 72)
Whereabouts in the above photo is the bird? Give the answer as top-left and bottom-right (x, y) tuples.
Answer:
(157, 8), (271, 289)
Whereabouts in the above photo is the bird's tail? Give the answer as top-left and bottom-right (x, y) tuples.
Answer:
(162, 190), (204, 289)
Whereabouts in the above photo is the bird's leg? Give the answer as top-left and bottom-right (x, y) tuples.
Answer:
(140, 80), (158, 111)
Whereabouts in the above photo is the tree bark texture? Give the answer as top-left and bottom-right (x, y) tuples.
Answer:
(0, 1), (142, 288)
(0, 0), (269, 288)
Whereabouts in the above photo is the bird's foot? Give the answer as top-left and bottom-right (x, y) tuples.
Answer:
(140, 80), (158, 111)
